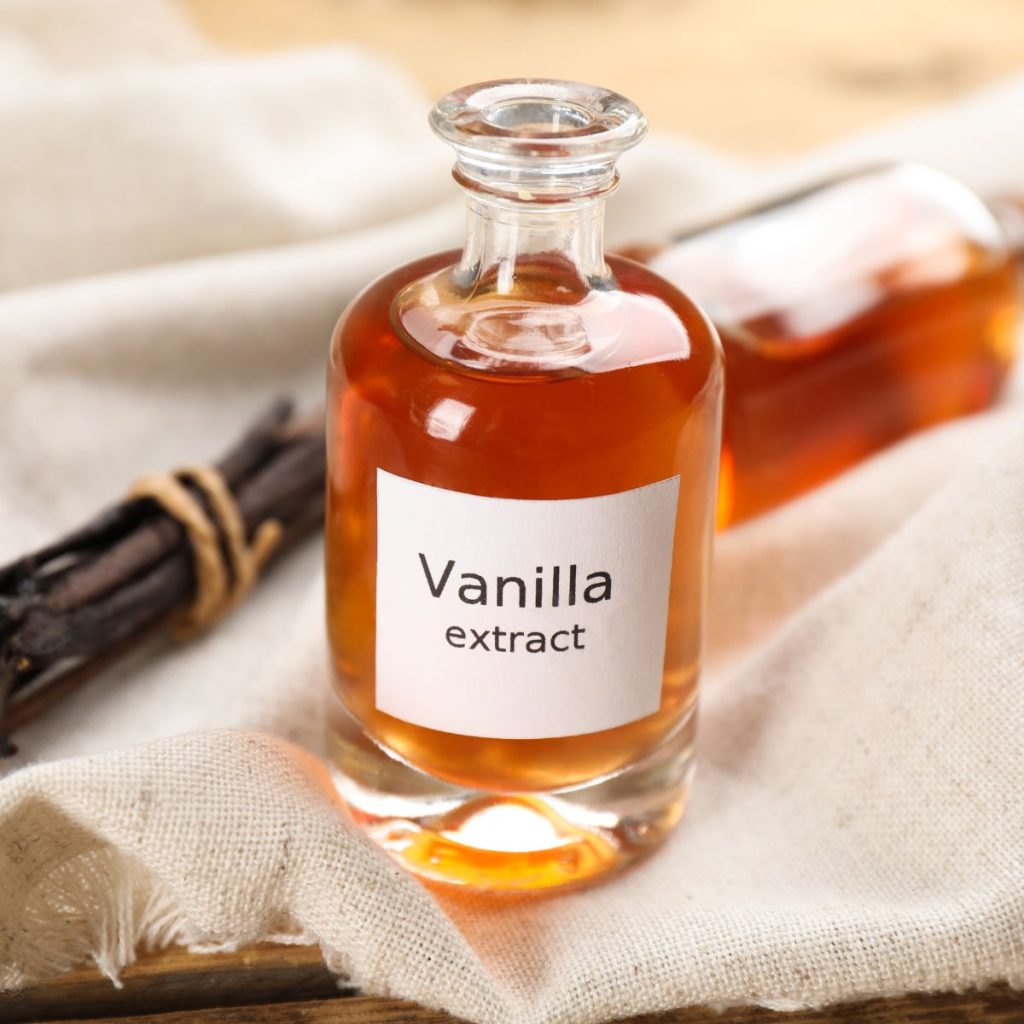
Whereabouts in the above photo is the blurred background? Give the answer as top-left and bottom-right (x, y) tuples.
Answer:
(181, 0), (1024, 155)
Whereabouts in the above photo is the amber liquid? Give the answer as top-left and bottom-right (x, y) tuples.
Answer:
(716, 249), (1018, 525)
(641, 165), (1022, 527)
(326, 252), (722, 794)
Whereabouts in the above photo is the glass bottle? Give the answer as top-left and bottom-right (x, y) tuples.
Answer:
(638, 163), (1021, 526)
(325, 80), (723, 891)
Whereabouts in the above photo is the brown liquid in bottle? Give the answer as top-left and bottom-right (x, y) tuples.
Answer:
(327, 78), (722, 891)
(645, 163), (1021, 525)
(326, 252), (721, 794)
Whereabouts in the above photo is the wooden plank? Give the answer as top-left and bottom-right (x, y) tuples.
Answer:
(27, 985), (1024, 1024)
(39, 996), (455, 1023)
(182, 0), (1024, 156)
(0, 944), (343, 1023)
(6, 944), (1024, 1024)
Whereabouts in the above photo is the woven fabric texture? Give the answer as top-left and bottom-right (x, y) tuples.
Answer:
(1, 4), (1023, 1022)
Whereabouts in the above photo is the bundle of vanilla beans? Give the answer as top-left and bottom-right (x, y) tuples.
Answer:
(0, 398), (325, 755)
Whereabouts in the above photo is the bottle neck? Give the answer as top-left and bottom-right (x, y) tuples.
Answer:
(453, 192), (611, 296)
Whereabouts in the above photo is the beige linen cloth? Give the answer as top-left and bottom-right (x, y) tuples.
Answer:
(2, 2), (1023, 1021)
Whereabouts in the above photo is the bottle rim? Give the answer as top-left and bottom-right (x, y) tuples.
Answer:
(430, 79), (646, 202)
(430, 79), (647, 163)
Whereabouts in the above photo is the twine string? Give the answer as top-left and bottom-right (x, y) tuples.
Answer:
(129, 466), (283, 637)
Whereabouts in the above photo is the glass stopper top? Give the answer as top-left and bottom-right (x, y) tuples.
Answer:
(430, 79), (647, 200)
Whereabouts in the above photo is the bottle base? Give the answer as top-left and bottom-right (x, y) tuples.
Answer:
(327, 701), (695, 892)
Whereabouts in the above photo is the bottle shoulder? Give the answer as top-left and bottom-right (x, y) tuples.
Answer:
(651, 162), (1016, 352)
(328, 251), (724, 491)
(331, 250), (722, 389)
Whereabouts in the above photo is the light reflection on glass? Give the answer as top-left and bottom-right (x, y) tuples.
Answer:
(442, 801), (570, 852)
(424, 396), (475, 441)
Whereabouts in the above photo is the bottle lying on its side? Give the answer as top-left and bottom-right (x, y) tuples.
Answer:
(628, 163), (1022, 526)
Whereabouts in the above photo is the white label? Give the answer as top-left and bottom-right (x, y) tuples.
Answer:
(375, 470), (679, 740)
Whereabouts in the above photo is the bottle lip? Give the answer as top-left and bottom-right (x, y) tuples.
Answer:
(430, 79), (647, 164)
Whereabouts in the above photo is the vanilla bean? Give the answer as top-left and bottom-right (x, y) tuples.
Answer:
(4, 620), (171, 740)
(0, 504), (147, 596)
(46, 518), (183, 614)
(0, 398), (326, 754)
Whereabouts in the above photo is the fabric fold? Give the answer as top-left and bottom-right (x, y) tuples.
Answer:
(2, 2), (1024, 1021)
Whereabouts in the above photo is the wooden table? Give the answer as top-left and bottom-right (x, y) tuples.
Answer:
(10, 3), (1023, 1023)
(7, 944), (1024, 1023)
(181, 0), (1024, 156)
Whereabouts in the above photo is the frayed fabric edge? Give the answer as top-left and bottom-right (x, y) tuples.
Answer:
(2, 842), (329, 994)
(3, 846), (195, 989)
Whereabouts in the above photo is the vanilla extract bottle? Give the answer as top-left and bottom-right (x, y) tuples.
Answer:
(325, 80), (723, 891)
(638, 163), (1021, 525)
